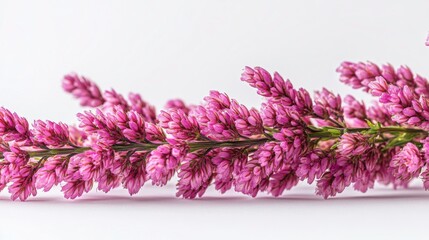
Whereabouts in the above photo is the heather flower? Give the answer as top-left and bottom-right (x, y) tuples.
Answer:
(313, 88), (343, 122)
(176, 152), (214, 199)
(146, 145), (185, 186)
(254, 142), (284, 176)
(390, 143), (423, 179)
(337, 133), (370, 156)
(316, 163), (353, 199)
(234, 158), (268, 197)
(32, 120), (70, 147)
(422, 137), (429, 162)
(128, 92), (157, 123)
(3, 145), (30, 176)
(297, 150), (330, 184)
(164, 99), (191, 115)
(144, 122), (166, 143)
(78, 109), (123, 147)
(421, 168), (429, 190)
(62, 179), (93, 200)
(194, 106), (239, 140)
(316, 172), (337, 199)
(204, 91), (231, 110)
(103, 89), (129, 112)
(229, 99), (264, 137)
(241, 66), (295, 101)
(268, 104), (308, 158)
(78, 151), (105, 181)
(114, 108), (146, 143)
(343, 95), (367, 127)
(35, 156), (68, 191)
(337, 61), (380, 91)
(211, 148), (246, 193)
(370, 79), (429, 127)
(68, 125), (87, 146)
(0, 107), (30, 143)
(97, 168), (120, 193)
(338, 61), (429, 96)
(368, 76), (389, 97)
(8, 165), (37, 201)
(268, 167), (299, 197)
(159, 109), (200, 141)
(62, 73), (105, 107)
(367, 102), (395, 125)
(241, 67), (312, 114)
(122, 152), (148, 195)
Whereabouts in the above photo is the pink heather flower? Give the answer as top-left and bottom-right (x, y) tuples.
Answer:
(146, 145), (185, 186)
(164, 99), (191, 115)
(390, 143), (423, 179)
(176, 152), (214, 199)
(421, 137), (429, 162)
(62, 73), (105, 107)
(337, 133), (370, 156)
(78, 151), (105, 181)
(78, 109), (123, 147)
(241, 66), (296, 100)
(368, 76), (389, 97)
(211, 148), (246, 194)
(254, 142), (284, 176)
(3, 145), (30, 176)
(144, 122), (166, 143)
(367, 102), (395, 126)
(421, 168), (429, 190)
(374, 82), (429, 127)
(268, 167), (299, 197)
(337, 61), (381, 91)
(122, 152), (148, 195)
(343, 95), (367, 127)
(0, 165), (7, 192)
(201, 91), (264, 137)
(204, 91), (231, 110)
(316, 162), (353, 199)
(268, 104), (307, 158)
(316, 172), (336, 199)
(0, 107), (30, 143)
(195, 106), (239, 140)
(235, 158), (268, 197)
(297, 150), (330, 184)
(338, 61), (429, 96)
(62, 179), (93, 200)
(113, 108), (146, 143)
(159, 109), (200, 141)
(8, 166), (37, 201)
(128, 92), (157, 123)
(353, 169), (375, 193)
(229, 99), (264, 137)
(102, 89), (129, 112)
(32, 120), (70, 147)
(68, 125), (87, 146)
(313, 88), (343, 121)
(35, 156), (68, 191)
(98, 168), (120, 193)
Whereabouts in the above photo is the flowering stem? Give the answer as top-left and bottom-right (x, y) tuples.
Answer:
(0, 127), (426, 162)
(0, 138), (272, 161)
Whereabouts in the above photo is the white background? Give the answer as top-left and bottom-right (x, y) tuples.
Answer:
(1, 1), (429, 239)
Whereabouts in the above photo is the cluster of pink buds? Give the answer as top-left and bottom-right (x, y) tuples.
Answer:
(1, 41), (429, 201)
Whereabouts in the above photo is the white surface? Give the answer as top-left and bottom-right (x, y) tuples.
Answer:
(0, 1), (429, 239)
